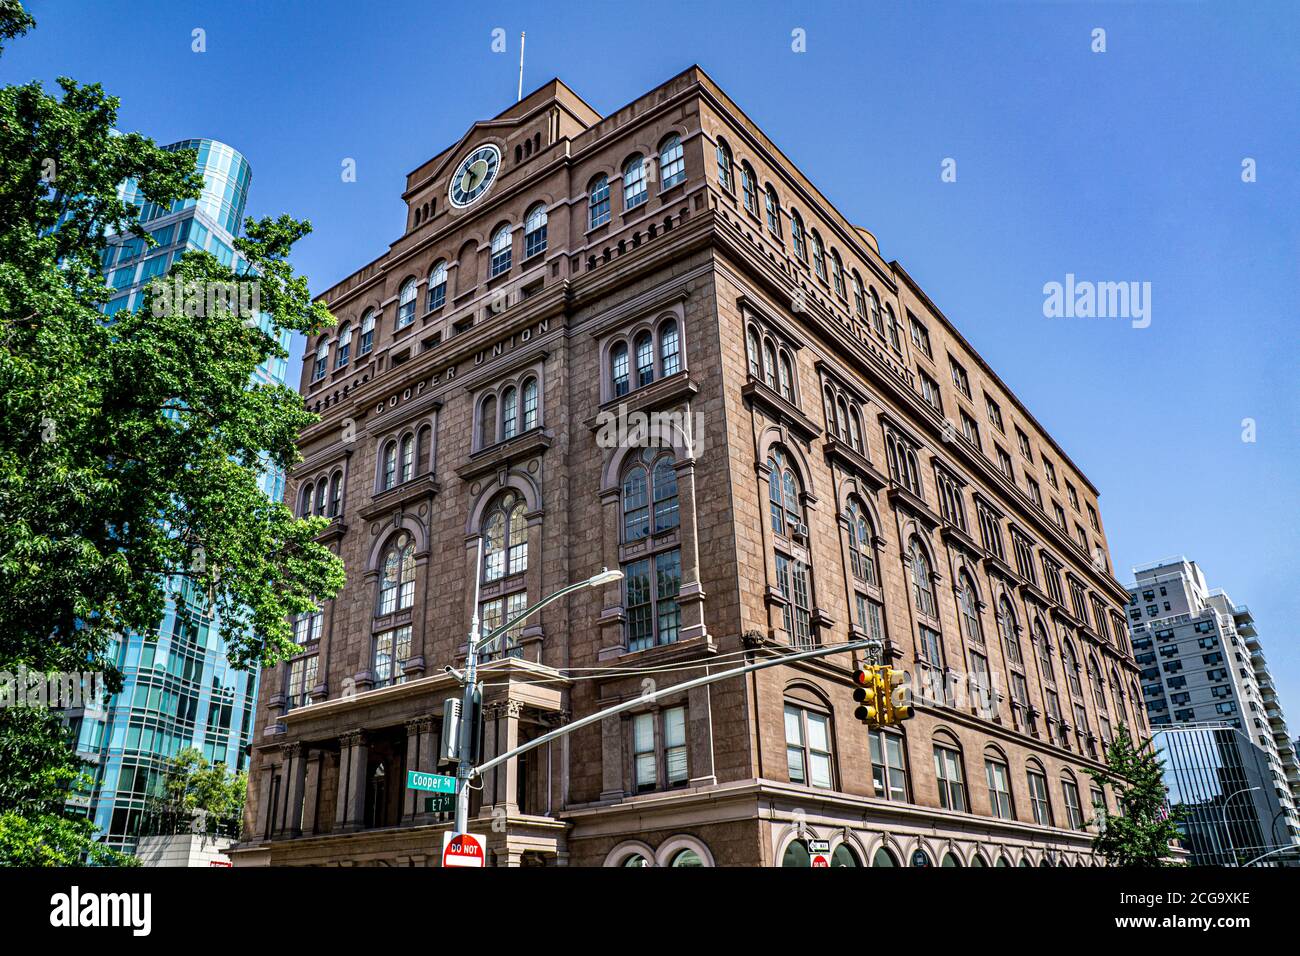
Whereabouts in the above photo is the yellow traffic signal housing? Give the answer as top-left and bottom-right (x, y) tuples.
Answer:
(881, 668), (914, 725)
(852, 666), (887, 727)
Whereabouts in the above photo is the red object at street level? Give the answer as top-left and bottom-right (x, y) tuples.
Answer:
(442, 831), (486, 868)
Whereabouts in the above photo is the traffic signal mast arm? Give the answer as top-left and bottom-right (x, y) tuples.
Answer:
(469, 638), (877, 781)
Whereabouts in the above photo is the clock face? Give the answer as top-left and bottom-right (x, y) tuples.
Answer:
(448, 144), (501, 208)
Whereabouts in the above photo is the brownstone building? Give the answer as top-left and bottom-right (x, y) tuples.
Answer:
(234, 66), (1145, 868)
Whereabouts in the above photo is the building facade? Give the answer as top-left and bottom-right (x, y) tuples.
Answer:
(65, 139), (287, 851)
(236, 68), (1144, 868)
(1154, 724), (1291, 866)
(1126, 557), (1300, 846)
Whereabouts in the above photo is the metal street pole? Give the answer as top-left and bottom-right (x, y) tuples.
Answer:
(1220, 785), (1260, 867)
(473, 638), (878, 780)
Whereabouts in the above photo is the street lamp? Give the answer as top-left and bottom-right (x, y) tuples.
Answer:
(1221, 785), (1260, 866)
(452, 553), (623, 835)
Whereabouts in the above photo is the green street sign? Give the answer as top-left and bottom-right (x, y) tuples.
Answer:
(407, 770), (457, 794)
(424, 793), (454, 813)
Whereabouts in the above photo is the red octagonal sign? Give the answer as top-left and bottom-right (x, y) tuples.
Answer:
(442, 831), (486, 868)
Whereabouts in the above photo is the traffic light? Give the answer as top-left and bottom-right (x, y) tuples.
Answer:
(852, 666), (885, 727)
(881, 667), (914, 725)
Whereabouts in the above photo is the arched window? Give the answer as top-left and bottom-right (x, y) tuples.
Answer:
(790, 208), (806, 261)
(328, 471), (342, 518)
(872, 847), (898, 867)
(299, 482), (313, 518)
(909, 537), (936, 618)
(416, 425), (430, 477)
(378, 537), (416, 615)
(634, 330), (654, 388)
(659, 134), (685, 188)
(846, 498), (877, 586)
(835, 396), (848, 439)
(715, 138), (733, 190)
(312, 339), (328, 381)
(740, 162), (757, 214)
(998, 597), (1022, 667)
(762, 338), (778, 390)
(483, 491), (527, 581)
(769, 450), (811, 646)
(848, 407), (862, 452)
(589, 175), (611, 229)
(659, 319), (681, 376)
(621, 449), (682, 651)
(315, 480), (327, 517)
(335, 322), (352, 369)
(500, 386), (518, 441)
(611, 342), (630, 397)
(622, 450), (679, 541)
(811, 230), (826, 279)
(852, 271), (866, 320)
(521, 376), (539, 431)
(1062, 639), (1083, 697)
(359, 310), (375, 355)
(767, 448), (802, 535)
(669, 848), (702, 867)
(869, 287), (883, 335)
(1110, 667), (1127, 731)
(382, 440), (397, 490)
(1027, 760), (1052, 825)
(479, 395), (497, 448)
(399, 433), (415, 483)
(490, 224), (512, 276)
(746, 326), (761, 378)
(778, 350), (794, 401)
(622, 154), (647, 210)
(831, 249), (846, 298)
(427, 260), (447, 311)
(523, 203), (548, 258)
(886, 303), (901, 350)
(397, 278), (417, 328)
(958, 572), (983, 644)
(764, 184), (782, 237)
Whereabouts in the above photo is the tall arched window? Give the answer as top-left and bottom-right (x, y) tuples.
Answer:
(811, 230), (826, 279)
(848, 407), (863, 452)
(623, 154), (647, 210)
(790, 208), (806, 261)
(299, 482), (313, 517)
(762, 338), (778, 390)
(490, 224), (512, 276)
(715, 139), (733, 190)
(886, 304), (901, 351)
(764, 184), (782, 237)
(500, 386), (518, 440)
(768, 449), (812, 647)
(746, 326), (761, 378)
(378, 537), (416, 615)
(740, 162), (757, 214)
(620, 450), (682, 651)
(778, 351), (794, 401)
(427, 260), (447, 311)
(998, 597), (1022, 667)
(767, 448), (802, 536)
(1110, 668), (1127, 731)
(483, 491), (527, 581)
(328, 471), (342, 518)
(479, 395), (497, 448)
(831, 249), (846, 298)
(852, 271), (866, 320)
(660, 319), (681, 376)
(611, 342), (630, 397)
(315, 480), (327, 516)
(521, 377), (539, 431)
(312, 340), (328, 381)
(399, 434), (414, 483)
(335, 322), (352, 369)
(382, 441), (397, 490)
(524, 203), (548, 258)
(846, 498), (877, 585)
(909, 537), (937, 618)
(416, 425), (430, 476)
(869, 288), (883, 336)
(589, 175), (611, 229)
(958, 572), (983, 644)
(1062, 639), (1083, 698)
(634, 330), (654, 388)
(359, 310), (375, 355)
(659, 134), (685, 188)
(397, 278), (417, 328)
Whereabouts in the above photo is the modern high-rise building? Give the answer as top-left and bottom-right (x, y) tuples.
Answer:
(237, 68), (1145, 868)
(1126, 557), (1300, 848)
(64, 138), (289, 851)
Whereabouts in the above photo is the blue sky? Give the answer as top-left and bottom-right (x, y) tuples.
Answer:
(7, 1), (1298, 713)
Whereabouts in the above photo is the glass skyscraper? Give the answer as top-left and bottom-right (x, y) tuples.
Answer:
(65, 139), (290, 851)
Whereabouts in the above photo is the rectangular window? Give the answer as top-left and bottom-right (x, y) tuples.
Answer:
(373, 625), (412, 687)
(933, 744), (967, 812)
(909, 313), (932, 357)
(785, 704), (832, 789)
(1016, 427), (1032, 460)
(986, 759), (1013, 819)
(286, 655), (318, 711)
(870, 730), (908, 801)
(960, 410), (981, 450)
(480, 593), (527, 658)
(1028, 770), (1052, 825)
(920, 373), (943, 413)
(776, 554), (814, 648)
(664, 706), (688, 786)
(633, 713), (656, 791)
(1026, 476), (1043, 509)
(1042, 457), (1057, 487)
(985, 395), (1004, 431)
(996, 446), (1014, 478)
(857, 594), (885, 644)
(949, 357), (971, 398)
(1063, 779), (1085, 829)
(623, 550), (681, 652)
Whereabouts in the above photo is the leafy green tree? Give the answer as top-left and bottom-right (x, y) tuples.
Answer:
(0, 4), (344, 863)
(146, 747), (246, 837)
(1087, 725), (1184, 867)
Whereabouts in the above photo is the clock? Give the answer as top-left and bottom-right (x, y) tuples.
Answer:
(448, 144), (501, 208)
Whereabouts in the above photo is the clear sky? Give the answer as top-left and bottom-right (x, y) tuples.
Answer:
(7, 1), (1298, 714)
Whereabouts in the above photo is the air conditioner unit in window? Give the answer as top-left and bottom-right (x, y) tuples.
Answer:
(790, 521), (809, 541)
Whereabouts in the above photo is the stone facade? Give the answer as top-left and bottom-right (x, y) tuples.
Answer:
(235, 67), (1143, 868)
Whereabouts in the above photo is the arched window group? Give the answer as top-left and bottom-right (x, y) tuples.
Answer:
(821, 382), (863, 453)
(746, 322), (797, 403)
(884, 429), (921, 496)
(608, 317), (682, 398)
(298, 468), (345, 520)
(483, 491), (528, 582)
(378, 424), (432, 491)
(477, 375), (540, 448)
(620, 449), (682, 651)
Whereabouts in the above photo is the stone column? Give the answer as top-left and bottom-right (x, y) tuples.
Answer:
(334, 729), (368, 832)
(301, 751), (321, 836)
(599, 714), (624, 801)
(253, 764), (275, 840)
(403, 716), (436, 822)
(480, 704), (500, 807)
(674, 456), (708, 644)
(498, 700), (522, 814)
(282, 742), (307, 837)
(687, 684), (717, 787)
